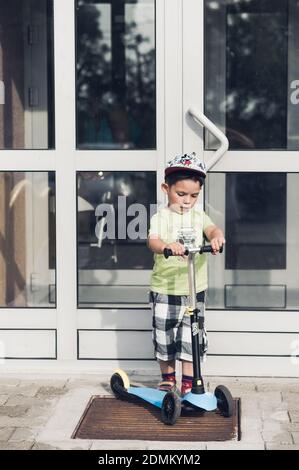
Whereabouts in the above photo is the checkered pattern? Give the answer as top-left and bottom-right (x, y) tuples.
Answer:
(149, 291), (208, 362)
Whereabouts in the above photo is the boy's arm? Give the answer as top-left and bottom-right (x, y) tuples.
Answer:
(147, 235), (167, 254)
(204, 224), (226, 254)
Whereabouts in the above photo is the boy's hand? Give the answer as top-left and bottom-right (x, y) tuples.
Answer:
(165, 242), (186, 257)
(210, 237), (226, 255)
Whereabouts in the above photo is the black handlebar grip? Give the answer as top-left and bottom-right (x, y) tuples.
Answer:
(200, 245), (224, 254)
(163, 248), (189, 258)
(163, 248), (173, 259)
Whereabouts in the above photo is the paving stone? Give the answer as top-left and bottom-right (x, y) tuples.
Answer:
(66, 378), (104, 390)
(35, 439), (92, 450)
(242, 417), (263, 430)
(9, 427), (39, 442)
(266, 444), (299, 450)
(267, 410), (290, 422)
(281, 386), (299, 394)
(0, 378), (20, 387)
(206, 442), (265, 450)
(0, 416), (46, 427)
(291, 432), (299, 444)
(35, 386), (68, 398)
(240, 427), (264, 443)
(256, 380), (299, 393)
(32, 442), (61, 450)
(255, 392), (283, 406)
(261, 406), (288, 421)
(0, 406), (29, 418)
(262, 431), (293, 445)
(28, 379), (68, 388)
(8, 385), (39, 397)
(289, 411), (299, 423)
(90, 440), (152, 451)
(0, 396), (8, 406)
(25, 406), (52, 420)
(281, 422), (299, 433)
(5, 395), (53, 407)
(144, 441), (207, 451)
(262, 420), (284, 433)
(0, 440), (34, 450)
(0, 427), (15, 441)
(282, 394), (299, 407)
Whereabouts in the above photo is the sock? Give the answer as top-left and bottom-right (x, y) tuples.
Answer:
(182, 374), (193, 389)
(162, 372), (176, 383)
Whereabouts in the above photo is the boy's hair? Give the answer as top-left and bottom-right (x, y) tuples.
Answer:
(165, 169), (205, 188)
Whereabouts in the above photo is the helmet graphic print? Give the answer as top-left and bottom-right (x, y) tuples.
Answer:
(165, 152), (206, 178)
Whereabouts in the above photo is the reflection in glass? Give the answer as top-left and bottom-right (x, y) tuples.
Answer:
(205, 0), (299, 150)
(0, 172), (56, 307)
(76, 0), (156, 150)
(0, 0), (55, 150)
(206, 173), (299, 310)
(77, 171), (156, 306)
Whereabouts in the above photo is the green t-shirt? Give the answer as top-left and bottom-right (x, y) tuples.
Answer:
(149, 207), (214, 295)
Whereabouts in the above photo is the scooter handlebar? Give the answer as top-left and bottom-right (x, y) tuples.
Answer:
(200, 245), (223, 254)
(163, 248), (189, 259)
(163, 245), (223, 258)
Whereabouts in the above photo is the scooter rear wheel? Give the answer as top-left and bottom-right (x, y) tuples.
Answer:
(161, 391), (181, 425)
(110, 370), (130, 400)
(215, 385), (234, 417)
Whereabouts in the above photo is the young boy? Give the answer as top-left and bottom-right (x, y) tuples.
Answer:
(148, 152), (225, 396)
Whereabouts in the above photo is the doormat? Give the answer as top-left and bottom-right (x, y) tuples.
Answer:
(72, 396), (241, 442)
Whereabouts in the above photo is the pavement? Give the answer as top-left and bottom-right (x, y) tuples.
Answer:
(0, 373), (299, 450)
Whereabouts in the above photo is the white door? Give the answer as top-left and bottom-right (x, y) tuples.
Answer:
(182, 0), (299, 376)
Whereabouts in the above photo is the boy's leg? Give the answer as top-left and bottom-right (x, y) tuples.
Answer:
(150, 291), (181, 391)
(182, 360), (193, 376)
(159, 359), (176, 375)
(158, 359), (177, 391)
(181, 360), (193, 395)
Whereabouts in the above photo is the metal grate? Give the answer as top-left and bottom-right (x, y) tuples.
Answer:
(73, 396), (241, 442)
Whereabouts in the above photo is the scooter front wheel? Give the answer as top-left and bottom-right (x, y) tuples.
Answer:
(215, 385), (234, 417)
(161, 391), (181, 425)
(110, 369), (130, 400)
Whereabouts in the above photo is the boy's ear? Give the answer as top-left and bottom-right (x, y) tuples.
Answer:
(161, 182), (169, 195)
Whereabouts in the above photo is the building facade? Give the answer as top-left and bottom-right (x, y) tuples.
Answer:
(0, 0), (299, 376)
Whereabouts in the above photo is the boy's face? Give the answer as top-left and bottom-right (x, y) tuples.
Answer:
(162, 178), (201, 214)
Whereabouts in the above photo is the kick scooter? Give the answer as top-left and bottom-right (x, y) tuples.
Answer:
(110, 242), (234, 425)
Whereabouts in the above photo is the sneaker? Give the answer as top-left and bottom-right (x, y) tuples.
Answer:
(158, 380), (177, 393)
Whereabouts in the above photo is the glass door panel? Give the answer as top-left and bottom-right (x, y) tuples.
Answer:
(77, 171), (156, 307)
(206, 172), (299, 310)
(205, 0), (299, 150)
(0, 0), (55, 150)
(76, 0), (156, 150)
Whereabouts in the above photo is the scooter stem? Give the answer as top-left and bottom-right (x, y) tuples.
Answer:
(188, 252), (205, 394)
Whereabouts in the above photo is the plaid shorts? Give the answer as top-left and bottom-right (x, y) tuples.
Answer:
(149, 291), (208, 362)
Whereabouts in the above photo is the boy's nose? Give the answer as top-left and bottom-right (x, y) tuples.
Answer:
(183, 196), (191, 204)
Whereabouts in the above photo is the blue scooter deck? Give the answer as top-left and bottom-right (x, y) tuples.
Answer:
(127, 386), (217, 411)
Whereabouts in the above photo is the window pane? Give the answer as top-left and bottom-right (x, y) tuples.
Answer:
(205, 173), (299, 310)
(0, 0), (55, 150)
(77, 171), (156, 306)
(205, 0), (299, 150)
(0, 172), (56, 307)
(225, 173), (287, 270)
(76, 0), (156, 150)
